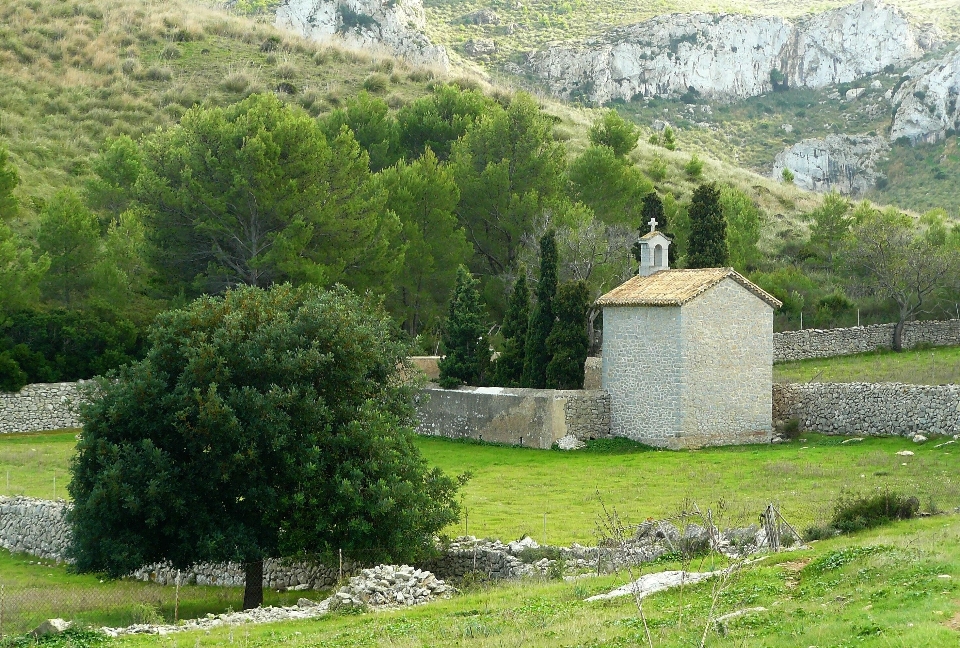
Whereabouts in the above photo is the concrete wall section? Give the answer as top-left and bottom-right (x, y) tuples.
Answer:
(0, 382), (83, 433)
(773, 382), (960, 437)
(602, 306), (683, 445)
(773, 319), (960, 362)
(414, 387), (610, 448)
(680, 279), (773, 447)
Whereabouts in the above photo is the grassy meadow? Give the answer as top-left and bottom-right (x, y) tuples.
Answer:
(4, 430), (959, 545)
(100, 516), (960, 647)
(775, 345), (960, 385)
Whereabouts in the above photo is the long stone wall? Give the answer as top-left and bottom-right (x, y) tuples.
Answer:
(773, 319), (960, 363)
(0, 496), (533, 587)
(0, 382), (83, 433)
(414, 386), (611, 448)
(773, 382), (960, 437)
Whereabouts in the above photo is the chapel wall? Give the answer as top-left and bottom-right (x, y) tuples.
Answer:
(601, 305), (683, 444)
(678, 279), (773, 448)
(414, 386), (611, 449)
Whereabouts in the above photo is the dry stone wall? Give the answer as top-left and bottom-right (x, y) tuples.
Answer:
(773, 382), (960, 437)
(773, 320), (960, 362)
(0, 497), (543, 587)
(0, 382), (83, 433)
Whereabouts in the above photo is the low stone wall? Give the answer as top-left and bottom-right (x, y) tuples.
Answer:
(0, 497), (540, 588)
(583, 357), (601, 390)
(414, 386), (611, 448)
(773, 319), (960, 363)
(0, 497), (71, 561)
(773, 382), (960, 437)
(0, 382), (83, 433)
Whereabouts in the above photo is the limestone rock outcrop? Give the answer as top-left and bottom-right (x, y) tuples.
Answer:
(771, 134), (889, 196)
(526, 1), (940, 104)
(275, 0), (449, 70)
(891, 47), (960, 144)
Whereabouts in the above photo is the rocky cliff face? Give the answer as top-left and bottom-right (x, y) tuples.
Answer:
(771, 135), (889, 196)
(276, 0), (449, 70)
(890, 47), (960, 144)
(527, 1), (940, 104)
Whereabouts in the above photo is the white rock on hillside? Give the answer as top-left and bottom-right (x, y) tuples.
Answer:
(275, 0), (450, 70)
(771, 134), (889, 195)
(526, 1), (940, 104)
(890, 47), (960, 144)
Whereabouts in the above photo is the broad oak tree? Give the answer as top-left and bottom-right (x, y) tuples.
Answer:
(68, 284), (462, 609)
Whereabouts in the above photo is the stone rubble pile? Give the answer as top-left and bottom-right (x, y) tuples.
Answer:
(330, 565), (449, 609)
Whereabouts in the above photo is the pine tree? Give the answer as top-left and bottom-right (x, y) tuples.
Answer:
(438, 266), (487, 388)
(686, 182), (729, 269)
(492, 273), (529, 387)
(545, 281), (590, 390)
(521, 230), (558, 388)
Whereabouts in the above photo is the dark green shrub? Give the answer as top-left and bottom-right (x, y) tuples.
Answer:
(363, 73), (389, 94)
(831, 491), (919, 534)
(780, 417), (801, 440)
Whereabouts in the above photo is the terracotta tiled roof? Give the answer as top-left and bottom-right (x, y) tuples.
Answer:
(595, 268), (782, 308)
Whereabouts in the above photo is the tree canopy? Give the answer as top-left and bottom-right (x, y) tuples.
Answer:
(68, 284), (461, 608)
(686, 182), (729, 269)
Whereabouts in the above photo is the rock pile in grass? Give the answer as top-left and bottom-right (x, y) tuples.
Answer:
(330, 565), (450, 609)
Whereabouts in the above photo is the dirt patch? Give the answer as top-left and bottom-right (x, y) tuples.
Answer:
(946, 606), (960, 632)
(781, 558), (812, 590)
(780, 558), (812, 573)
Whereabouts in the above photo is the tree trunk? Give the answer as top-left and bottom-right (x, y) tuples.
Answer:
(893, 318), (905, 352)
(243, 560), (264, 610)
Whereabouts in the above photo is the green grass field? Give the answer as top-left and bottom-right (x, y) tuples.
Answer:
(4, 431), (959, 545)
(774, 345), (960, 385)
(97, 516), (960, 647)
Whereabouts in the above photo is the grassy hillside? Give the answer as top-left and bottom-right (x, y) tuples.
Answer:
(775, 345), (960, 385)
(424, 0), (960, 63)
(0, 0), (450, 219)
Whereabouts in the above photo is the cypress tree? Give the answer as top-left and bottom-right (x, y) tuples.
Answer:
(521, 230), (558, 388)
(545, 281), (590, 390)
(492, 273), (529, 387)
(438, 266), (487, 388)
(632, 192), (667, 263)
(686, 182), (729, 269)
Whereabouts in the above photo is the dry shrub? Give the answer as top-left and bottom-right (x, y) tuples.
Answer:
(91, 49), (119, 73)
(275, 59), (297, 79)
(121, 58), (140, 76)
(141, 65), (173, 81)
(159, 43), (182, 59)
(362, 72), (389, 93)
(221, 69), (254, 93)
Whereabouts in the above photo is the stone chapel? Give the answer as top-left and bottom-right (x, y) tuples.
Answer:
(596, 224), (782, 449)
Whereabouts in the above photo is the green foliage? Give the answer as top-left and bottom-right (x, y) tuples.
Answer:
(0, 308), (143, 389)
(452, 93), (567, 276)
(522, 230), (558, 388)
(545, 280), (589, 389)
(647, 154), (667, 181)
(662, 126), (676, 151)
(720, 185), (762, 272)
(136, 93), (401, 295)
(321, 91), (399, 172)
(36, 189), (101, 306)
(491, 274), (529, 387)
(686, 182), (728, 268)
(807, 192), (852, 264)
(683, 154), (703, 179)
(0, 221), (48, 312)
(362, 73), (389, 94)
(0, 146), (20, 220)
(568, 145), (652, 226)
(69, 284), (461, 607)
(438, 266), (488, 387)
(769, 68), (787, 91)
(396, 84), (492, 162)
(781, 167), (795, 184)
(0, 628), (110, 648)
(84, 136), (143, 218)
(588, 110), (639, 157)
(381, 150), (471, 338)
(830, 491), (920, 534)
